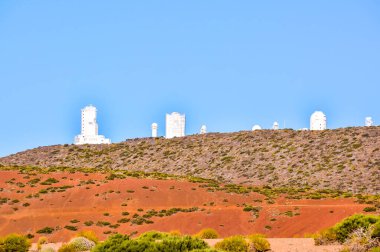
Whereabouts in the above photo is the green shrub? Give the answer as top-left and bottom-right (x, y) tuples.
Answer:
(364, 207), (377, 212)
(314, 214), (380, 245)
(137, 231), (170, 241)
(369, 247), (380, 252)
(195, 228), (219, 239)
(37, 236), (48, 250)
(248, 234), (270, 252)
(58, 243), (75, 252)
(64, 225), (78, 231)
(91, 234), (141, 252)
(0, 233), (31, 252)
(36, 227), (55, 234)
(333, 214), (380, 242)
(372, 222), (380, 238)
(92, 233), (210, 252)
(161, 236), (208, 250)
(214, 236), (248, 252)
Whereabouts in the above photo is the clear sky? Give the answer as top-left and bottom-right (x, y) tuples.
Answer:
(0, 1), (379, 157)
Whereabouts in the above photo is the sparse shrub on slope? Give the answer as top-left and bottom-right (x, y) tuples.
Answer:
(195, 228), (219, 239)
(214, 235), (248, 252)
(0, 233), (31, 252)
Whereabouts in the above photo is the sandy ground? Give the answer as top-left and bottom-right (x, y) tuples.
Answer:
(32, 238), (342, 252)
(206, 238), (342, 252)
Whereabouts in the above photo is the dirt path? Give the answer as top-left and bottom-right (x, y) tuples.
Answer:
(205, 238), (342, 252)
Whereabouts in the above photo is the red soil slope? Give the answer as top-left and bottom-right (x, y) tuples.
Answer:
(0, 170), (368, 242)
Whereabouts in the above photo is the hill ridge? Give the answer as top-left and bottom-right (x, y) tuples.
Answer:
(1, 127), (379, 194)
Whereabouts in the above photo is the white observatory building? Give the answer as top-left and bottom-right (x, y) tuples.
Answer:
(252, 125), (262, 131)
(365, 117), (374, 127)
(310, 111), (327, 131)
(74, 105), (111, 145)
(151, 123), (158, 137)
(165, 112), (185, 139)
(272, 121), (279, 130)
(200, 125), (207, 134)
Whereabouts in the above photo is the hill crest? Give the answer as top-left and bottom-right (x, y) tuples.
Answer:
(1, 127), (379, 194)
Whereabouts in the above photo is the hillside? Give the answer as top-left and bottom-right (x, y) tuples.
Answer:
(1, 127), (379, 193)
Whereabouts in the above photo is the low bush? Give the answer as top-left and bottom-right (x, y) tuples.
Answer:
(58, 243), (75, 252)
(40, 247), (55, 252)
(364, 207), (377, 212)
(76, 230), (99, 244)
(36, 227), (55, 234)
(37, 236), (48, 250)
(214, 235), (248, 252)
(0, 233), (31, 252)
(92, 233), (210, 252)
(248, 234), (270, 252)
(68, 237), (95, 251)
(195, 228), (219, 239)
(333, 214), (380, 242)
(314, 214), (380, 246)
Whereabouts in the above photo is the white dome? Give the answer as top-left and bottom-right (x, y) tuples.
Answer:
(252, 125), (262, 131)
(151, 123), (158, 127)
(311, 111), (326, 119)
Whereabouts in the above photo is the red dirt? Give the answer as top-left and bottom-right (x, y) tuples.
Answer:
(0, 170), (368, 242)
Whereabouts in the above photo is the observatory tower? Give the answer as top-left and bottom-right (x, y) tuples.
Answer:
(272, 121), (279, 130)
(74, 105), (111, 145)
(365, 117), (374, 127)
(310, 111), (327, 131)
(151, 123), (158, 137)
(165, 112), (185, 139)
(200, 125), (207, 134)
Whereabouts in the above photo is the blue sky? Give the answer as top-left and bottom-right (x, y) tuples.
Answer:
(0, 1), (379, 157)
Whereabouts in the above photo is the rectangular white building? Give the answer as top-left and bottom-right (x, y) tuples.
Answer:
(165, 112), (185, 139)
(74, 105), (111, 145)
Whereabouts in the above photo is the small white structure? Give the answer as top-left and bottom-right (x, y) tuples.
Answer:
(310, 111), (327, 131)
(252, 125), (262, 131)
(272, 121), (279, 130)
(74, 105), (111, 145)
(299, 128), (309, 131)
(151, 123), (158, 137)
(200, 125), (207, 134)
(165, 112), (185, 139)
(365, 117), (374, 127)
